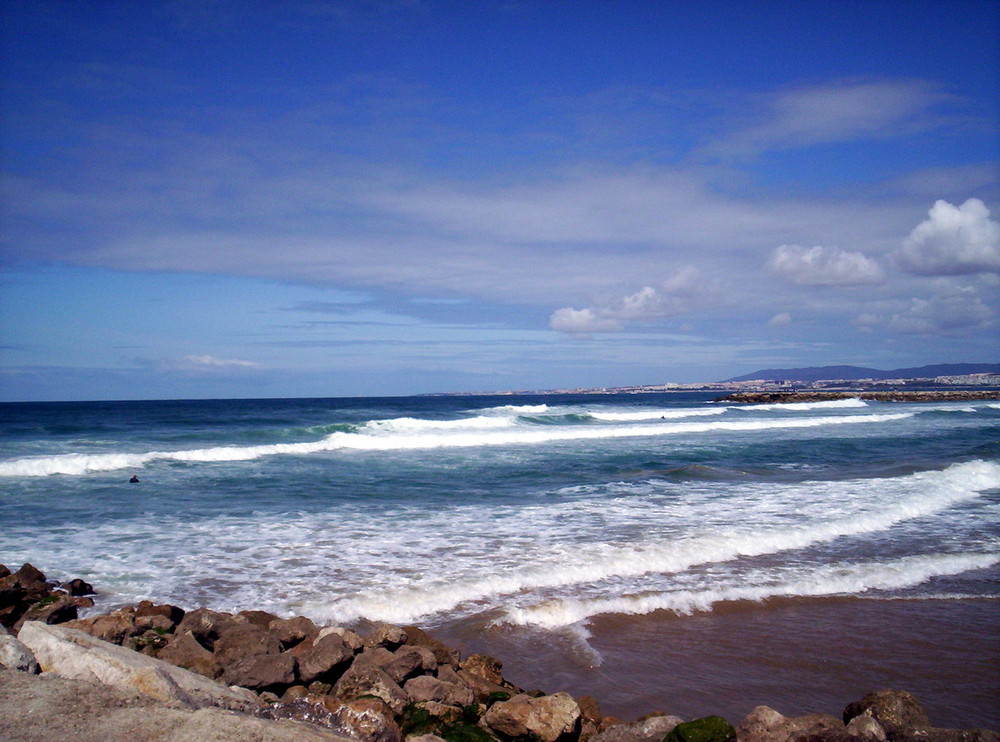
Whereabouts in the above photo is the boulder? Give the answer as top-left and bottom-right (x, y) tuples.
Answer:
(332, 660), (409, 714)
(221, 652), (298, 693)
(63, 577), (95, 596)
(456, 666), (513, 705)
(404, 674), (475, 707)
(17, 621), (260, 713)
(460, 653), (504, 686)
(364, 623), (408, 650)
(404, 625), (461, 666)
(843, 691), (930, 738)
(135, 600), (185, 626)
(12, 593), (78, 631)
(737, 707), (845, 742)
(64, 607), (139, 644)
(846, 716), (888, 742)
(213, 623), (283, 669)
(237, 609), (281, 629)
(157, 630), (223, 679)
(317, 626), (365, 651)
(298, 633), (354, 685)
(0, 666), (355, 742)
(483, 692), (581, 742)
(0, 633), (39, 673)
(665, 716), (736, 742)
(270, 615), (319, 650)
(323, 695), (403, 742)
(174, 607), (240, 651)
(589, 713), (683, 742)
(382, 644), (437, 684)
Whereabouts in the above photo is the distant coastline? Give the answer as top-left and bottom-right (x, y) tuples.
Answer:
(714, 390), (1000, 403)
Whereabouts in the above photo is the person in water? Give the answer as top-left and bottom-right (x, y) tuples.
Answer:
(129, 475), (139, 483)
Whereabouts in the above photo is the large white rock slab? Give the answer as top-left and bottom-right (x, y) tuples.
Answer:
(17, 621), (260, 712)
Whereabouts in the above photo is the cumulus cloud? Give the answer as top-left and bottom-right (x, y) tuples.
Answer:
(769, 244), (884, 286)
(895, 198), (1000, 275)
(549, 267), (713, 334)
(856, 285), (994, 334)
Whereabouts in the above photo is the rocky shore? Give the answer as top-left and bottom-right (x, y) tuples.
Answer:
(1, 564), (996, 742)
(714, 391), (1000, 404)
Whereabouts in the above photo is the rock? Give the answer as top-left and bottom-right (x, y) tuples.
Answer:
(332, 660), (409, 714)
(238, 609), (281, 629)
(407, 735), (449, 742)
(404, 674), (475, 707)
(483, 692), (581, 742)
(63, 577), (95, 596)
(174, 607), (240, 651)
(665, 715), (736, 742)
(282, 684), (310, 702)
(135, 613), (177, 635)
(382, 644), (437, 684)
(0, 666), (355, 742)
(17, 621), (260, 713)
(0, 633), (39, 673)
(213, 623), (283, 668)
(157, 630), (224, 679)
(846, 716), (888, 741)
(323, 695), (403, 742)
(590, 713), (684, 742)
(843, 691), (931, 738)
(298, 633), (354, 685)
(404, 625), (461, 666)
(222, 652), (298, 693)
(65, 607), (139, 645)
(135, 600), (185, 626)
(12, 593), (79, 631)
(736, 706), (845, 742)
(456, 666), (513, 705)
(0, 563), (56, 629)
(460, 653), (504, 685)
(364, 623), (408, 650)
(317, 626), (365, 651)
(270, 615), (318, 650)
(0, 565), (9, 580)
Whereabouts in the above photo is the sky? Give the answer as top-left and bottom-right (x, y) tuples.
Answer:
(1, 0), (998, 401)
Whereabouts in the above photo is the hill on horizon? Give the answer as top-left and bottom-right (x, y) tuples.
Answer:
(722, 363), (1000, 383)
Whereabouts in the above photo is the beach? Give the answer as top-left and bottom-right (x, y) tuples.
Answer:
(1, 392), (998, 729)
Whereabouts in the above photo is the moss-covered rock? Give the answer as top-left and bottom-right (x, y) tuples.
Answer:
(663, 716), (735, 742)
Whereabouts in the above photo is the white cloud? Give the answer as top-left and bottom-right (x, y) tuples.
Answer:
(711, 79), (950, 156)
(768, 312), (792, 327)
(856, 285), (995, 334)
(895, 198), (1000, 275)
(769, 244), (884, 286)
(178, 355), (262, 369)
(548, 307), (622, 334)
(549, 267), (715, 334)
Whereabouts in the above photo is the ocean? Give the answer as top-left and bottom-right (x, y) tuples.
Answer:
(1, 392), (998, 728)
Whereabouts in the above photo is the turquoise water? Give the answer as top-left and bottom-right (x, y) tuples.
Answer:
(2, 393), (998, 726)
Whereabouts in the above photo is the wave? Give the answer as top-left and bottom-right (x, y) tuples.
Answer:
(303, 460), (999, 625)
(497, 552), (1000, 628)
(0, 411), (914, 477)
(481, 404), (550, 414)
(736, 398), (868, 411)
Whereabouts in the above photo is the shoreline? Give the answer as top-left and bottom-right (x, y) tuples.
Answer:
(713, 390), (1000, 403)
(2, 563), (998, 742)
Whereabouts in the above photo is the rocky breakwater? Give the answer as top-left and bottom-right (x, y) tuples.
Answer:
(1, 564), (997, 742)
(715, 391), (1000, 404)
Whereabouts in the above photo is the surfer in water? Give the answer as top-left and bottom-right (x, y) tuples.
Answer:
(129, 474), (139, 483)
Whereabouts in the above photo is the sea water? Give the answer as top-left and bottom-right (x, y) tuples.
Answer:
(1, 393), (998, 727)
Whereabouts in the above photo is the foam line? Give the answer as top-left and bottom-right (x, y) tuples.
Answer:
(498, 552), (1000, 628)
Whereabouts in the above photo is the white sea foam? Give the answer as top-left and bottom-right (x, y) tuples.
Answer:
(498, 552), (1000, 628)
(363, 415), (516, 433)
(738, 398), (868, 411)
(482, 404), (551, 414)
(302, 460), (1000, 625)
(0, 411), (914, 477)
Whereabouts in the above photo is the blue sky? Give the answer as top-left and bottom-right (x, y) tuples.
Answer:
(2, 0), (998, 401)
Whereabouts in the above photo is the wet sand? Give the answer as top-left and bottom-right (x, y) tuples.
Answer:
(435, 595), (1000, 730)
